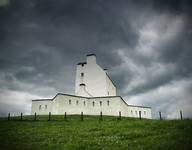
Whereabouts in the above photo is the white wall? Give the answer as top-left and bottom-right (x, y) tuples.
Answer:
(106, 74), (116, 96)
(31, 94), (152, 119)
(31, 100), (52, 115)
(127, 105), (152, 118)
(75, 54), (117, 97)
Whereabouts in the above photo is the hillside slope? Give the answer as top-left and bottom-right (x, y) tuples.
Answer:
(0, 115), (192, 150)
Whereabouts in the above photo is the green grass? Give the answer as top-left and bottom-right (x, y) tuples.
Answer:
(0, 115), (192, 150)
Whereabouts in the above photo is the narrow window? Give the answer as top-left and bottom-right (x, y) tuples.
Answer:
(107, 91), (109, 95)
(93, 101), (95, 107)
(135, 111), (137, 115)
(107, 100), (110, 106)
(100, 101), (102, 106)
(45, 105), (47, 109)
(131, 110), (133, 115)
(144, 111), (146, 115)
(81, 73), (84, 77)
(69, 100), (71, 105)
(39, 105), (41, 110)
(83, 101), (86, 106)
(76, 100), (78, 105)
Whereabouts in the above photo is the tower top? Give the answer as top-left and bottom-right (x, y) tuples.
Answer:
(86, 53), (96, 64)
(86, 53), (96, 57)
(75, 54), (117, 97)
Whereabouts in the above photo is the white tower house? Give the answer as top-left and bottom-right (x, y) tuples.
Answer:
(75, 54), (117, 97)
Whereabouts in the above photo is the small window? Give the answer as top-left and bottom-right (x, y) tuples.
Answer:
(100, 101), (102, 106)
(107, 91), (109, 95)
(39, 105), (41, 110)
(107, 100), (110, 106)
(144, 111), (146, 115)
(81, 64), (84, 67)
(83, 101), (86, 106)
(93, 101), (95, 107)
(135, 111), (137, 115)
(69, 100), (71, 105)
(45, 105), (47, 109)
(81, 73), (84, 77)
(131, 110), (133, 115)
(76, 100), (78, 105)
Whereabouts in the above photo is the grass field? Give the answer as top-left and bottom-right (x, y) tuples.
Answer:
(0, 115), (192, 150)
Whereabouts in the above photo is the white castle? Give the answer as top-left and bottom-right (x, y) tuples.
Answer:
(31, 54), (152, 118)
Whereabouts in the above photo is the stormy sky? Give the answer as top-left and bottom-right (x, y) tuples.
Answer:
(0, 0), (192, 118)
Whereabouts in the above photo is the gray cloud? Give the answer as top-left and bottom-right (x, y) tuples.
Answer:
(0, 0), (191, 118)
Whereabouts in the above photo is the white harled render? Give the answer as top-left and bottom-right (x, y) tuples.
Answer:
(31, 54), (152, 119)
(75, 54), (116, 97)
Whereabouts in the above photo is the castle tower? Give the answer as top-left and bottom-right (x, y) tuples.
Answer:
(75, 54), (117, 97)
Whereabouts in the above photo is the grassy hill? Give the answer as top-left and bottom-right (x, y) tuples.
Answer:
(0, 115), (192, 150)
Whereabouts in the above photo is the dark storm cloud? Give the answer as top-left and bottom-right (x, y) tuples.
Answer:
(0, 0), (140, 93)
(0, 0), (192, 118)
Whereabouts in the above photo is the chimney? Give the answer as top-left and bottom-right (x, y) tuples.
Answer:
(104, 68), (108, 73)
(86, 54), (96, 64)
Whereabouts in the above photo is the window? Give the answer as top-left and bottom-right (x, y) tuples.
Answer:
(135, 111), (137, 115)
(131, 110), (133, 115)
(107, 100), (110, 106)
(107, 91), (109, 95)
(81, 73), (84, 77)
(69, 100), (71, 105)
(83, 101), (86, 106)
(144, 111), (146, 115)
(39, 105), (41, 110)
(92, 101), (95, 107)
(100, 101), (102, 106)
(45, 105), (47, 109)
(76, 100), (78, 105)
(81, 64), (84, 67)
